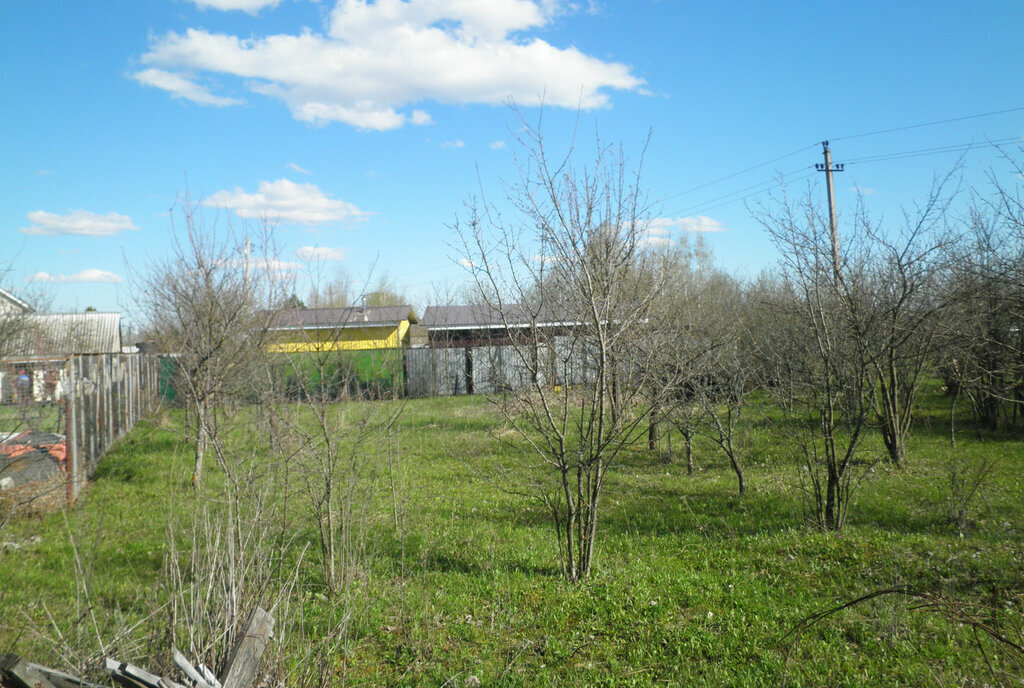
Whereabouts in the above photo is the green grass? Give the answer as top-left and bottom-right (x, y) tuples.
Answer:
(0, 401), (64, 435)
(1, 390), (1022, 686)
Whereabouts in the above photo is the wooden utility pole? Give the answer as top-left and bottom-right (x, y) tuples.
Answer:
(816, 141), (844, 286)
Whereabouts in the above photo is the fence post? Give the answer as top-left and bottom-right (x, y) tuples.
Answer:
(65, 358), (73, 506)
(66, 357), (80, 505)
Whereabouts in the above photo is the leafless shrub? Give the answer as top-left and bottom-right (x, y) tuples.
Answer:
(946, 449), (999, 533)
(131, 195), (287, 490)
(454, 110), (682, 581)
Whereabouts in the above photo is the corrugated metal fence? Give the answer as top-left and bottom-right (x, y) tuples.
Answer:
(148, 341), (596, 407)
(403, 337), (598, 398)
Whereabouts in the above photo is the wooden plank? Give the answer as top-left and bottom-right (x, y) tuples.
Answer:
(105, 659), (183, 688)
(106, 659), (146, 688)
(220, 609), (274, 688)
(195, 667), (216, 688)
(170, 650), (215, 688)
(28, 663), (107, 688)
(1, 655), (60, 688)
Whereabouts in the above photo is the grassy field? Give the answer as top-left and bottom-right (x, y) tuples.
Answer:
(0, 401), (64, 436)
(0, 387), (1022, 686)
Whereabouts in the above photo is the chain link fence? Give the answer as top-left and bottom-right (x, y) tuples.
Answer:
(0, 353), (161, 517)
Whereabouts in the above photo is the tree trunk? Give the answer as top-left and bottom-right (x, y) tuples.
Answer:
(824, 462), (839, 530)
(684, 429), (693, 475)
(731, 456), (745, 495)
(193, 402), (209, 489)
(875, 356), (907, 467)
(648, 405), (657, 452)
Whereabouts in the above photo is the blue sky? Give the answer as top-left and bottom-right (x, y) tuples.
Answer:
(3, 0), (1023, 322)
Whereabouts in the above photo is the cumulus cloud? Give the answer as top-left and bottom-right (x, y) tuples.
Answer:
(252, 258), (302, 271)
(653, 215), (728, 233)
(642, 235), (673, 247)
(133, 68), (244, 107)
(204, 179), (368, 225)
(296, 246), (348, 261)
(221, 257), (302, 272)
(532, 254), (561, 264)
(457, 258), (476, 268)
(489, 140), (507, 150)
(188, 0), (280, 12)
(441, 140), (466, 149)
(30, 269), (123, 284)
(133, 0), (643, 129)
(21, 210), (139, 236)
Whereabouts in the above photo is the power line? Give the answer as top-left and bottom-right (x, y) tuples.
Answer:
(667, 167), (816, 218)
(843, 135), (1020, 166)
(662, 143), (817, 203)
(832, 105), (1024, 142)
(671, 135), (1020, 217)
(661, 105), (1024, 219)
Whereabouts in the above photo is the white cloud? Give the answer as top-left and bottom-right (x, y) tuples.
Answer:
(457, 258), (476, 268)
(221, 257), (302, 272)
(642, 236), (673, 247)
(532, 254), (561, 264)
(287, 162), (312, 174)
(441, 139), (466, 149)
(188, 0), (280, 13)
(30, 269), (123, 284)
(654, 215), (728, 233)
(296, 246), (348, 261)
(132, 68), (244, 107)
(252, 258), (302, 271)
(850, 185), (876, 195)
(489, 140), (507, 150)
(644, 218), (676, 235)
(410, 110), (433, 126)
(20, 210), (139, 236)
(204, 178), (367, 225)
(133, 0), (643, 130)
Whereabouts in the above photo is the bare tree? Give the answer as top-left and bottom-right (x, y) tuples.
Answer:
(265, 257), (408, 594)
(755, 189), (876, 530)
(455, 113), (675, 581)
(132, 197), (287, 489)
(364, 270), (407, 307)
(938, 215), (1016, 429)
(862, 176), (957, 466)
(755, 170), (956, 524)
(307, 265), (354, 309)
(938, 149), (1024, 430)
(654, 246), (752, 491)
(692, 274), (752, 494)
(643, 236), (706, 466)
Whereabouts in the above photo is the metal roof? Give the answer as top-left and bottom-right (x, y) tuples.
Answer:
(269, 306), (417, 331)
(0, 288), (34, 315)
(420, 304), (577, 331)
(0, 312), (122, 357)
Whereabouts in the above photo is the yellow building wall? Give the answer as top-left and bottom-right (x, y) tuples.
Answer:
(269, 322), (410, 353)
